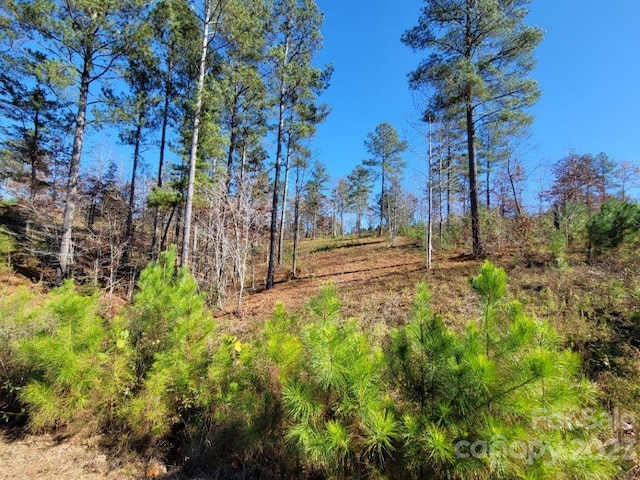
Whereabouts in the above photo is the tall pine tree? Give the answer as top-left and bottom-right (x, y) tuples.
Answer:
(265, 0), (330, 290)
(363, 122), (407, 239)
(402, 0), (543, 256)
(8, 0), (149, 281)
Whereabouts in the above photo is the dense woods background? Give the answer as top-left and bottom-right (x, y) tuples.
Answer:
(1, 0), (640, 478)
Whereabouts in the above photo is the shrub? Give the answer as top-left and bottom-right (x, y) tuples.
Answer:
(389, 262), (620, 479)
(125, 247), (215, 441)
(587, 200), (640, 258)
(0, 287), (46, 425)
(265, 283), (398, 478)
(16, 281), (109, 431)
(401, 222), (425, 248)
(126, 246), (206, 379)
(125, 247), (270, 471)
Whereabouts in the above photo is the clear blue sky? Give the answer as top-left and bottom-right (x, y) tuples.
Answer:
(312, 0), (640, 205)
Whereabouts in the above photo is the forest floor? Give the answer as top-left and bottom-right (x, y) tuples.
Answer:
(0, 431), (144, 480)
(220, 235), (491, 339)
(1, 234), (638, 479)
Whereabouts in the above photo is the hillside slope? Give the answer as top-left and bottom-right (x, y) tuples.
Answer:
(1, 235), (639, 479)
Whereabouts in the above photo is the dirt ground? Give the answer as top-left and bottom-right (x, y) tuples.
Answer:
(222, 236), (483, 336)
(0, 431), (144, 479)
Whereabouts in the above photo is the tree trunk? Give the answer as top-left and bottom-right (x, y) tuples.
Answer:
(151, 57), (173, 258)
(292, 187), (301, 278)
(123, 109), (144, 265)
(161, 206), (176, 252)
(57, 54), (92, 283)
(438, 143), (444, 240)
(486, 154), (491, 209)
(277, 144), (291, 266)
(465, 99), (482, 256)
(226, 87), (239, 194)
(378, 165), (385, 237)
(464, 2), (482, 257)
(181, 0), (212, 268)
(331, 199), (337, 237)
(266, 34), (290, 290)
(507, 157), (522, 216)
(446, 146), (452, 232)
(312, 211), (317, 239)
(30, 106), (40, 200)
(427, 120), (433, 269)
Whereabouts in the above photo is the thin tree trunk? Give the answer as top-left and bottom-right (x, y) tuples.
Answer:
(266, 34), (290, 290)
(486, 155), (490, 209)
(466, 102), (482, 256)
(277, 144), (291, 266)
(438, 142), (444, 240)
(235, 155), (248, 313)
(507, 157), (522, 216)
(182, 0), (212, 268)
(30, 107), (40, 200)
(240, 141), (246, 183)
(292, 191), (301, 278)
(226, 87), (239, 194)
(160, 206), (175, 252)
(151, 58), (173, 257)
(58, 54), (92, 283)
(378, 166), (385, 237)
(332, 199), (337, 237)
(427, 120), (433, 269)
(123, 110), (144, 265)
(312, 211), (317, 239)
(446, 145), (452, 232)
(465, 2), (482, 257)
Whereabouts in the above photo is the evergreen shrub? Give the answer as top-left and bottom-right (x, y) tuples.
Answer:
(265, 283), (397, 478)
(389, 261), (621, 479)
(1, 251), (629, 479)
(587, 200), (640, 258)
(16, 281), (109, 430)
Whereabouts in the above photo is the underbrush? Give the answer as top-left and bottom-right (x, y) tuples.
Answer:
(1, 253), (635, 479)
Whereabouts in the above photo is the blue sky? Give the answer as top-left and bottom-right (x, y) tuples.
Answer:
(312, 0), (640, 205)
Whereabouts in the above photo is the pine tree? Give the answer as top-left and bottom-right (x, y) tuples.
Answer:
(264, 284), (397, 478)
(0, 56), (68, 200)
(332, 178), (349, 237)
(16, 281), (109, 430)
(303, 161), (329, 239)
(8, 0), (150, 282)
(148, 0), (201, 257)
(364, 122), (407, 239)
(181, 0), (226, 268)
(291, 153), (309, 277)
(390, 262), (620, 479)
(265, 0), (330, 290)
(403, 0), (543, 256)
(114, 42), (161, 265)
(347, 164), (373, 236)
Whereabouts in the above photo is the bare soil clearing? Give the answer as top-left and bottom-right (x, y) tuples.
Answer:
(225, 236), (483, 336)
(0, 431), (142, 479)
